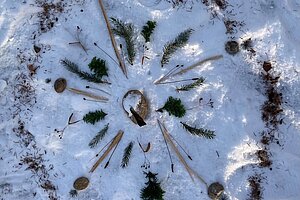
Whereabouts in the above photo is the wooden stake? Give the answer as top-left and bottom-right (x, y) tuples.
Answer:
(172, 55), (223, 77)
(90, 130), (124, 173)
(97, 0), (128, 78)
(67, 87), (109, 102)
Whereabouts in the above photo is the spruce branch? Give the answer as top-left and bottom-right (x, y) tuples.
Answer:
(61, 58), (105, 83)
(89, 123), (109, 148)
(88, 57), (108, 78)
(140, 171), (165, 200)
(111, 17), (136, 65)
(83, 110), (107, 125)
(180, 122), (215, 139)
(141, 21), (157, 43)
(161, 28), (194, 67)
(157, 96), (186, 118)
(176, 77), (205, 92)
(121, 141), (134, 168)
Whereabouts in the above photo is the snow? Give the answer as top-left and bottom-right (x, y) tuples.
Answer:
(1, 0), (300, 200)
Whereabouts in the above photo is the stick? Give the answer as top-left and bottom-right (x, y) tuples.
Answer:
(97, 0), (127, 78)
(90, 130), (124, 173)
(104, 134), (122, 168)
(172, 55), (223, 77)
(67, 87), (109, 102)
(86, 85), (111, 96)
(156, 78), (199, 85)
(157, 119), (208, 187)
(157, 120), (174, 172)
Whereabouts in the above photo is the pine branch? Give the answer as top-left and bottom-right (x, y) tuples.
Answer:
(141, 21), (157, 43)
(111, 17), (136, 65)
(83, 110), (107, 125)
(89, 123), (109, 148)
(157, 96), (186, 118)
(121, 141), (134, 168)
(141, 171), (165, 200)
(161, 28), (194, 67)
(180, 122), (215, 139)
(88, 57), (108, 78)
(61, 59), (105, 83)
(176, 77), (205, 92)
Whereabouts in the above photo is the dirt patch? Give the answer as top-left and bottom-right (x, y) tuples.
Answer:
(248, 174), (263, 200)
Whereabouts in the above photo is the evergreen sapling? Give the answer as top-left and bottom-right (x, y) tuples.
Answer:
(83, 110), (107, 125)
(89, 123), (109, 148)
(121, 141), (134, 168)
(157, 96), (186, 118)
(141, 21), (157, 43)
(141, 20), (157, 65)
(161, 28), (193, 67)
(88, 57), (108, 79)
(140, 171), (165, 200)
(180, 122), (215, 139)
(111, 17), (136, 65)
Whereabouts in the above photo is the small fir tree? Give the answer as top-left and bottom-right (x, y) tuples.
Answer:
(83, 110), (107, 125)
(89, 123), (109, 148)
(141, 21), (157, 43)
(180, 122), (215, 139)
(161, 28), (193, 67)
(121, 141), (134, 168)
(157, 96), (186, 118)
(140, 171), (165, 200)
(111, 17), (136, 65)
(88, 57), (108, 78)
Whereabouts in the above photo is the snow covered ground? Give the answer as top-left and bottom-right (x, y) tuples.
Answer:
(1, 0), (300, 199)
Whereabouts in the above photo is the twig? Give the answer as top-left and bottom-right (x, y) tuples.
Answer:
(137, 138), (151, 169)
(94, 42), (119, 66)
(68, 26), (88, 54)
(97, 0), (127, 78)
(154, 65), (183, 84)
(168, 133), (192, 160)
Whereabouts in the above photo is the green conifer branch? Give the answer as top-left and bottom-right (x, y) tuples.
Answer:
(89, 123), (109, 148)
(61, 58), (105, 83)
(141, 21), (157, 43)
(121, 141), (134, 168)
(111, 17), (136, 65)
(180, 122), (215, 139)
(157, 96), (186, 118)
(161, 28), (194, 67)
(140, 171), (165, 200)
(83, 110), (107, 125)
(88, 57), (108, 78)
(176, 77), (205, 92)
